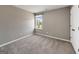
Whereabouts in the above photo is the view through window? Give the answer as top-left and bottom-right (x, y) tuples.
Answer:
(35, 15), (43, 29)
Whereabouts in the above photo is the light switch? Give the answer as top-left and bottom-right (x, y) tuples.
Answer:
(78, 5), (79, 8)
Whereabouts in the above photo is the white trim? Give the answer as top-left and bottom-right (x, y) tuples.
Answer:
(70, 40), (77, 54)
(35, 33), (70, 43)
(0, 34), (32, 48)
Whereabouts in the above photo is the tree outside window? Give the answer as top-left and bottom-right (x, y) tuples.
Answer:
(36, 15), (43, 29)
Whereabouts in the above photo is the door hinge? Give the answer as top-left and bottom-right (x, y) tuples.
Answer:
(78, 5), (79, 8)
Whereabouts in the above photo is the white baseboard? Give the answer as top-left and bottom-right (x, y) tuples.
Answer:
(35, 33), (70, 43)
(0, 33), (70, 48)
(0, 34), (32, 48)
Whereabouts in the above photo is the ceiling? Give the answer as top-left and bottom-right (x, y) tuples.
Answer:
(14, 5), (69, 13)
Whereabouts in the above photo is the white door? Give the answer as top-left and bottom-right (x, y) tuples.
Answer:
(70, 5), (79, 53)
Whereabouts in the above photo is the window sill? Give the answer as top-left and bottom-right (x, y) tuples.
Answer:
(35, 28), (42, 30)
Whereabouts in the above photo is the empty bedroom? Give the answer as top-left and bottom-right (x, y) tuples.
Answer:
(0, 5), (79, 54)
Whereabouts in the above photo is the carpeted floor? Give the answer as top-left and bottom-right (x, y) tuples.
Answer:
(0, 34), (75, 54)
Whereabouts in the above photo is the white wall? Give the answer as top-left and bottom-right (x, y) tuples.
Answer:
(70, 5), (79, 53)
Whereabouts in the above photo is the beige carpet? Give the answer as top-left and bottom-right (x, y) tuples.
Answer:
(0, 34), (75, 54)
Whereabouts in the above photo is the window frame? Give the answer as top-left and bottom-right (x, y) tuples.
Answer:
(35, 14), (43, 30)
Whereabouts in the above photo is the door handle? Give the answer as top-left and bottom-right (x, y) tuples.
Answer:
(72, 29), (75, 31)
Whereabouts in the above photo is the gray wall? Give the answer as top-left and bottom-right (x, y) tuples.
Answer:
(0, 6), (34, 45)
(36, 7), (70, 40)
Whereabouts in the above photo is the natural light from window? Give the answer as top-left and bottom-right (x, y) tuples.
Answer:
(35, 15), (43, 29)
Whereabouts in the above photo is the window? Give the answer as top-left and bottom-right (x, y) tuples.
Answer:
(35, 15), (43, 29)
